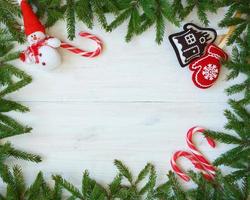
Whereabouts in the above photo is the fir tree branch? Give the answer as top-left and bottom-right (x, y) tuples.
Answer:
(65, 0), (76, 40)
(0, 99), (29, 113)
(114, 159), (133, 185)
(0, 64), (32, 98)
(53, 175), (83, 199)
(0, 142), (42, 163)
(204, 130), (243, 144)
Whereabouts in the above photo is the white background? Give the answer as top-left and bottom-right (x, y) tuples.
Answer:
(1, 9), (244, 191)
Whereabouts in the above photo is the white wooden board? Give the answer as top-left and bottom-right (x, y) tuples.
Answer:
(1, 9), (244, 191)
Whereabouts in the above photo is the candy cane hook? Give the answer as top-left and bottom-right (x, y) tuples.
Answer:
(60, 32), (103, 58)
(186, 126), (216, 175)
(171, 151), (214, 182)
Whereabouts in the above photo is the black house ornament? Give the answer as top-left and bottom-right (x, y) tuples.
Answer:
(169, 23), (217, 67)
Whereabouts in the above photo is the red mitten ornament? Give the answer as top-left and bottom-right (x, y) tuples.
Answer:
(189, 44), (228, 89)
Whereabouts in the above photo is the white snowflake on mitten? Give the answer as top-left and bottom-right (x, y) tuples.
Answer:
(202, 64), (219, 80)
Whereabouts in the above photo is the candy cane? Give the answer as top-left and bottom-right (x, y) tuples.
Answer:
(186, 126), (216, 175)
(171, 151), (214, 182)
(60, 32), (103, 58)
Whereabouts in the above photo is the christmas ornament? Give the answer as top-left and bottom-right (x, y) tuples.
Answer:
(171, 127), (217, 182)
(169, 23), (217, 67)
(189, 44), (228, 89)
(19, 0), (61, 70)
(169, 13), (242, 90)
(171, 151), (214, 182)
(19, 0), (103, 70)
(61, 32), (103, 58)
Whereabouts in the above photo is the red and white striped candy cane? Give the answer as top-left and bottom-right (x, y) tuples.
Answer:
(171, 151), (214, 182)
(186, 126), (216, 175)
(60, 32), (103, 58)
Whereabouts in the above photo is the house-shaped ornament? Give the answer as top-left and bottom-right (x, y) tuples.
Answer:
(169, 23), (217, 67)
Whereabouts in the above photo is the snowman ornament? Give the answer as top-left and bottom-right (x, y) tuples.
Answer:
(19, 0), (61, 70)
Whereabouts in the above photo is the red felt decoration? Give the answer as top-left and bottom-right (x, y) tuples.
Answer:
(189, 44), (228, 89)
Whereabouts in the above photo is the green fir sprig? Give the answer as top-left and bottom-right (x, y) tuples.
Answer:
(0, 0), (24, 43)
(0, 29), (41, 193)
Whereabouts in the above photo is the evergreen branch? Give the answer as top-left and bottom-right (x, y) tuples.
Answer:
(154, 181), (172, 199)
(219, 17), (246, 27)
(0, 99), (29, 113)
(229, 99), (250, 122)
(0, 29), (15, 44)
(109, 8), (132, 31)
(82, 170), (107, 199)
(241, 176), (250, 199)
(139, 165), (156, 197)
(91, 0), (110, 31)
(226, 81), (248, 95)
(51, 182), (63, 200)
(155, 8), (165, 44)
(0, 164), (19, 198)
(227, 22), (247, 45)
(12, 165), (25, 199)
(45, 9), (64, 28)
(82, 171), (107, 199)
(223, 109), (249, 140)
(0, 51), (20, 63)
(125, 7), (140, 42)
(25, 172), (50, 199)
(0, 64), (32, 97)
(167, 171), (186, 200)
(204, 130), (243, 144)
(0, 2), (24, 43)
(135, 163), (151, 185)
(220, 174), (245, 199)
(171, 0), (218, 26)
(0, 164), (12, 185)
(187, 171), (215, 199)
(225, 169), (249, 182)
(75, 0), (94, 29)
(213, 145), (249, 166)
(0, 142), (42, 163)
(53, 175), (83, 199)
(109, 174), (122, 197)
(114, 159), (133, 185)
(65, 0), (76, 40)
(0, 113), (32, 138)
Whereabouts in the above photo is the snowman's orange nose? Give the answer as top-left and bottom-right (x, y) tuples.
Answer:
(33, 36), (37, 40)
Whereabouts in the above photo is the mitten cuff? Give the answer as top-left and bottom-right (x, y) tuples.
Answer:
(207, 44), (228, 60)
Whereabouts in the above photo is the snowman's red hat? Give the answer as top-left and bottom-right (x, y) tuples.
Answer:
(20, 0), (45, 36)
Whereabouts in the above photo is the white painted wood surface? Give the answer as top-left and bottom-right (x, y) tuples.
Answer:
(1, 9), (244, 191)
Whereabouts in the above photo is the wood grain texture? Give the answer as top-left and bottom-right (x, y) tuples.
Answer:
(1, 9), (244, 190)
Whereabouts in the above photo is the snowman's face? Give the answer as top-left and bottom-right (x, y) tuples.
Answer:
(27, 31), (46, 45)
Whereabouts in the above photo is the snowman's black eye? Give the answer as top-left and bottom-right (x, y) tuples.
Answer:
(31, 35), (33, 38)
